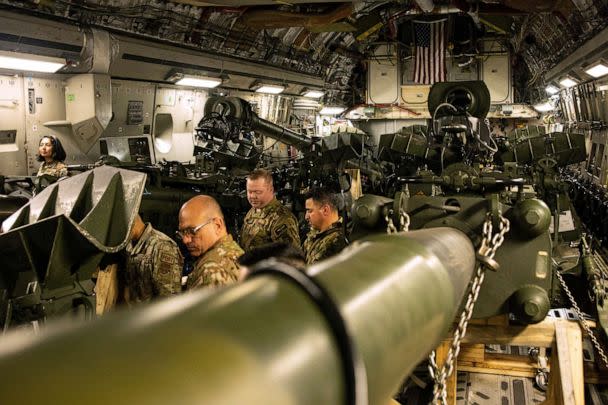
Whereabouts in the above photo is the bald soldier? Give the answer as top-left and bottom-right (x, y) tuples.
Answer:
(302, 188), (348, 264)
(178, 195), (244, 289)
(122, 214), (183, 304)
(240, 168), (300, 252)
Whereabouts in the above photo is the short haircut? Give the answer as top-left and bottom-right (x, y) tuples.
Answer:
(37, 135), (67, 162)
(305, 188), (340, 212)
(238, 242), (305, 269)
(247, 168), (273, 187)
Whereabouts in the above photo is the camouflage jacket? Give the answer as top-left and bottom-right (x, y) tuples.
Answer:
(240, 198), (300, 252)
(187, 234), (244, 290)
(37, 161), (68, 178)
(303, 218), (348, 264)
(123, 223), (183, 304)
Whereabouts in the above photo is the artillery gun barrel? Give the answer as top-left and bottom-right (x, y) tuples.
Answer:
(250, 114), (313, 150)
(203, 96), (313, 150)
(0, 228), (475, 404)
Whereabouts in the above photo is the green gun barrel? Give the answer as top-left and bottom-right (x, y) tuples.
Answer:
(0, 228), (475, 405)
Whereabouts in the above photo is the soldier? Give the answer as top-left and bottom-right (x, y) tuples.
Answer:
(302, 188), (348, 264)
(178, 195), (244, 289)
(240, 168), (300, 252)
(122, 214), (183, 305)
(37, 135), (68, 178)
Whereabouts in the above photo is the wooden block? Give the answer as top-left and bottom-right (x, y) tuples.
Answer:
(469, 314), (510, 326)
(542, 320), (584, 405)
(560, 321), (584, 404)
(458, 352), (541, 378)
(345, 169), (362, 200)
(457, 344), (485, 363)
(462, 318), (557, 347)
(95, 264), (119, 315)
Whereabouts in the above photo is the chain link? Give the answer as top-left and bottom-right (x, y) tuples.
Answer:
(591, 253), (608, 302)
(385, 208), (410, 234)
(385, 209), (398, 234)
(555, 269), (608, 369)
(428, 213), (510, 405)
(400, 209), (410, 232)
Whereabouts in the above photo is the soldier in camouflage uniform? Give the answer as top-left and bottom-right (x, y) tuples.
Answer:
(240, 169), (300, 252)
(302, 188), (348, 264)
(122, 214), (183, 304)
(178, 195), (244, 289)
(37, 135), (68, 178)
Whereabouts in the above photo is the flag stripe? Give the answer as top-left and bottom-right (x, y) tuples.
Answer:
(413, 20), (446, 85)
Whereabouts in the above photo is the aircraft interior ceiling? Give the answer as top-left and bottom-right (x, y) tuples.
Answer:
(1, 0), (608, 105)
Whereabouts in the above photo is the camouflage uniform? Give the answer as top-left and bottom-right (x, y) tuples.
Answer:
(303, 218), (348, 264)
(186, 234), (244, 290)
(240, 198), (300, 252)
(123, 223), (183, 304)
(37, 161), (68, 178)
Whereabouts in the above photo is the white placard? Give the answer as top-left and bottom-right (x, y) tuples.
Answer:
(549, 210), (576, 233)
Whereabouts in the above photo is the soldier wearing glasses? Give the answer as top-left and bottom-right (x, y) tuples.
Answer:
(178, 195), (244, 290)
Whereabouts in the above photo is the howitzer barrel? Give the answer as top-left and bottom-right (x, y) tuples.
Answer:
(251, 114), (313, 149)
(203, 96), (313, 150)
(0, 228), (475, 404)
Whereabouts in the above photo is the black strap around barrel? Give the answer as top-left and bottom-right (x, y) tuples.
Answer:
(247, 259), (368, 405)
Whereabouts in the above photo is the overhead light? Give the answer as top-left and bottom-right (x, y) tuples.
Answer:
(302, 89), (325, 98)
(533, 101), (554, 113)
(585, 60), (608, 78)
(0, 50), (65, 73)
(559, 77), (578, 88)
(293, 97), (320, 109)
(175, 75), (222, 88)
(319, 106), (346, 115)
(545, 85), (560, 95)
(255, 84), (285, 94)
(165, 70), (223, 88)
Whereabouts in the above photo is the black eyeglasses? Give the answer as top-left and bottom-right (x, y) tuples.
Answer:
(176, 218), (215, 240)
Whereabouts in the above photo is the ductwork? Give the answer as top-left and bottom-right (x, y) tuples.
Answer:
(503, 0), (574, 13)
(62, 28), (115, 74)
(44, 74), (112, 153)
(450, 0), (568, 15)
(172, 0), (351, 5)
(241, 3), (353, 30)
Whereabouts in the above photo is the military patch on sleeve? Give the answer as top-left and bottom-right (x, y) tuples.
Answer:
(158, 248), (177, 275)
(160, 252), (176, 264)
(275, 223), (288, 236)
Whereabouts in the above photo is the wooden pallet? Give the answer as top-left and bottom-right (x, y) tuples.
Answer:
(434, 317), (588, 405)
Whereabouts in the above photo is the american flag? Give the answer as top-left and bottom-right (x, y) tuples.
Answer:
(413, 19), (447, 84)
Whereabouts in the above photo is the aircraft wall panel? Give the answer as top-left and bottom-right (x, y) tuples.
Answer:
(0, 75), (26, 176)
(26, 77), (98, 173)
(481, 54), (512, 104)
(153, 87), (206, 163)
(367, 44), (399, 104)
(105, 80), (155, 139)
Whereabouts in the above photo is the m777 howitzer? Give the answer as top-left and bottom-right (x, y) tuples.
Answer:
(197, 96), (378, 176)
(370, 81), (592, 326)
(0, 221), (480, 404)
